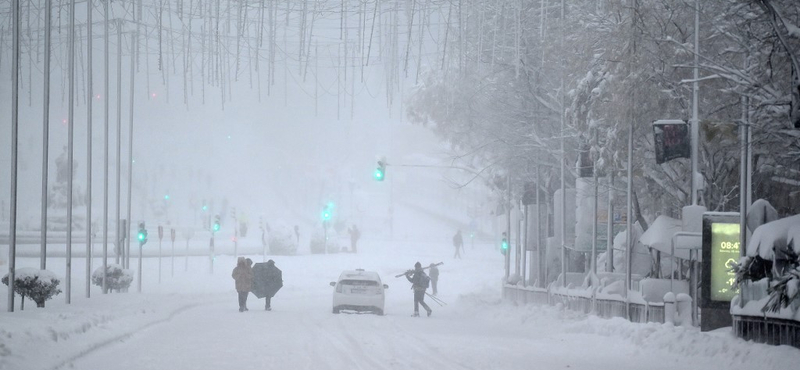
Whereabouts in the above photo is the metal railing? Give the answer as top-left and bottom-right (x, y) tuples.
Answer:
(504, 284), (666, 324)
(733, 315), (800, 349)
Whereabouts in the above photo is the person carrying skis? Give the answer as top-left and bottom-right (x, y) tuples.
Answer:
(231, 257), (253, 312)
(428, 263), (440, 295)
(405, 262), (432, 317)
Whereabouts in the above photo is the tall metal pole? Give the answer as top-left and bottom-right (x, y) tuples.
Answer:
(739, 59), (750, 308)
(537, 165), (545, 287)
(66, 0), (77, 305)
(115, 20), (123, 267)
(591, 165), (598, 275)
(522, 203), (528, 286)
(40, 0), (53, 272)
(606, 171), (614, 272)
(559, 0), (567, 288)
(7, 0), (21, 312)
(126, 33), (136, 271)
(86, 0), (94, 298)
(516, 201), (522, 278)
(505, 174), (511, 280)
(625, 0), (638, 321)
(137, 239), (142, 292)
(690, 0), (700, 205)
(102, 0), (110, 294)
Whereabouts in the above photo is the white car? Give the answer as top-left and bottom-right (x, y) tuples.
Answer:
(329, 269), (388, 315)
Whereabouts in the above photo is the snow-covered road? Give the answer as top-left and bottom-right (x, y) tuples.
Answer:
(3, 240), (799, 370)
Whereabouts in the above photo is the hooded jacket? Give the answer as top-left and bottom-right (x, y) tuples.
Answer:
(232, 257), (254, 293)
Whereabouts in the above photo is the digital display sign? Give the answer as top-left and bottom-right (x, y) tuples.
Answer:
(709, 222), (740, 302)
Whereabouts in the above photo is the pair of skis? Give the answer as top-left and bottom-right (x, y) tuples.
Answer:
(394, 261), (444, 278)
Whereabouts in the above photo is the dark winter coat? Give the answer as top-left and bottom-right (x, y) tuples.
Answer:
(232, 257), (253, 293)
(262, 262), (283, 297)
(406, 268), (428, 291)
(453, 232), (463, 247)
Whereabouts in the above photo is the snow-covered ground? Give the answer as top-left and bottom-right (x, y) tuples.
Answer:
(2, 237), (798, 370)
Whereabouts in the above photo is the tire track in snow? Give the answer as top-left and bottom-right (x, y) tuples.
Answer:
(48, 298), (222, 370)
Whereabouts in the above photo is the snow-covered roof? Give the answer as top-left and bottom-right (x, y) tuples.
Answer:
(638, 215), (696, 259)
(746, 214), (800, 260)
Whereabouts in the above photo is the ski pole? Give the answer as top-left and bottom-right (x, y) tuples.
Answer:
(426, 292), (447, 306)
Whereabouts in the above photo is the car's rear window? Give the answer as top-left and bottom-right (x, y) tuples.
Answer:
(339, 279), (378, 286)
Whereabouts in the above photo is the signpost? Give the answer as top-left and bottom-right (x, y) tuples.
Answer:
(701, 212), (740, 331)
(653, 120), (691, 164)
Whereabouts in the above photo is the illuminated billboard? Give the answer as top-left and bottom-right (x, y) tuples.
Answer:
(709, 223), (740, 302)
(701, 212), (740, 331)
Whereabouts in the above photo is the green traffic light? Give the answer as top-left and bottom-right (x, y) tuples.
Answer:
(374, 169), (384, 181)
(164, 194), (170, 200)
(138, 233), (145, 241)
(213, 223), (220, 232)
(202, 205), (208, 211)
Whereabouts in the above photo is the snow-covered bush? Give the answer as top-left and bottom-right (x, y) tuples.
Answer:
(268, 225), (298, 255)
(736, 213), (800, 315)
(1, 268), (62, 308)
(91, 264), (134, 292)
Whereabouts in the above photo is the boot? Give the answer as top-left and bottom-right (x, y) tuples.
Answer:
(412, 312), (420, 317)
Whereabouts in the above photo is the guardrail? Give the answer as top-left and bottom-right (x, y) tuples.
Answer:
(502, 284), (666, 324)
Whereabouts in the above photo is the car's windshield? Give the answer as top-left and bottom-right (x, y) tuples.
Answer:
(339, 279), (378, 287)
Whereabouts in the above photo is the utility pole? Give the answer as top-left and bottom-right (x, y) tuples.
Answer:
(66, 0), (77, 305)
(115, 20), (123, 266)
(102, 0), (110, 294)
(560, 0), (567, 288)
(40, 0), (52, 273)
(7, 0), (21, 312)
(86, 0), (94, 299)
(125, 32), (137, 270)
(690, 0), (700, 205)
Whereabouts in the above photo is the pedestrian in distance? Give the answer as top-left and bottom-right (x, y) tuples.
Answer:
(405, 262), (432, 317)
(453, 230), (464, 259)
(429, 263), (440, 296)
(348, 224), (361, 253)
(231, 257), (253, 312)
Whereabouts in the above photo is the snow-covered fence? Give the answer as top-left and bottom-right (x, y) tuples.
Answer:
(502, 283), (666, 324)
(733, 316), (800, 348)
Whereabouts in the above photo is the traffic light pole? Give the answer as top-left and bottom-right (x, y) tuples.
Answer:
(209, 235), (215, 274)
(137, 239), (142, 292)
